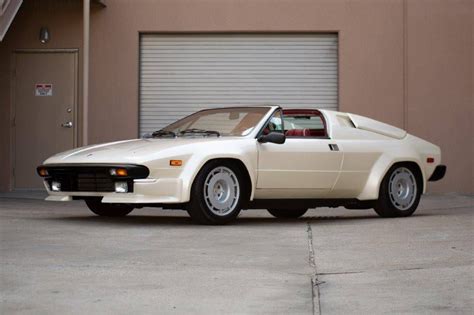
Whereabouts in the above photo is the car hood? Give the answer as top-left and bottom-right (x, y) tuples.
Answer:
(43, 137), (233, 164)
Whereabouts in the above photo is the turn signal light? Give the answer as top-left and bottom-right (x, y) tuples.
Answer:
(38, 168), (48, 177)
(110, 168), (128, 176)
(427, 157), (435, 163)
(170, 160), (183, 167)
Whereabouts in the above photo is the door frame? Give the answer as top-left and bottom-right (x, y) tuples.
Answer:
(11, 49), (79, 190)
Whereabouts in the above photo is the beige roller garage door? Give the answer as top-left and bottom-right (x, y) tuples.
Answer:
(139, 34), (338, 135)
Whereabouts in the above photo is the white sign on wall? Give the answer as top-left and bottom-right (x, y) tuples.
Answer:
(35, 83), (53, 96)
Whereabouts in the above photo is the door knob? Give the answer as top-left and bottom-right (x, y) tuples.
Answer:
(61, 121), (73, 128)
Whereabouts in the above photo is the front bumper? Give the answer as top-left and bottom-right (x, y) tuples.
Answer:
(44, 178), (184, 204)
(38, 164), (185, 204)
(37, 164), (149, 192)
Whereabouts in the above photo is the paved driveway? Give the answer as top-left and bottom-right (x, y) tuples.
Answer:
(0, 194), (472, 314)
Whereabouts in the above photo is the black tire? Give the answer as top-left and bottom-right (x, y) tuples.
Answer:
(267, 208), (308, 219)
(374, 164), (422, 218)
(85, 198), (134, 217)
(186, 161), (247, 225)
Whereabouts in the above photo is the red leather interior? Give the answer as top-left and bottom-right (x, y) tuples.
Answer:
(308, 129), (326, 137)
(286, 129), (309, 137)
(282, 108), (328, 138)
(285, 129), (326, 137)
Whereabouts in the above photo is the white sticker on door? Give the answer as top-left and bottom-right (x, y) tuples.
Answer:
(35, 84), (53, 96)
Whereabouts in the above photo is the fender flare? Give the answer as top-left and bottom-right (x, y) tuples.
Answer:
(180, 155), (257, 203)
(357, 155), (426, 200)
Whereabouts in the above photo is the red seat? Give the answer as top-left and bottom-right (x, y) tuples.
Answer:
(286, 129), (326, 137)
(286, 129), (310, 137)
(308, 129), (326, 137)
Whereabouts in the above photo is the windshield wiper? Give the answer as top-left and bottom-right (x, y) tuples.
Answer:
(178, 128), (220, 137)
(151, 130), (176, 138)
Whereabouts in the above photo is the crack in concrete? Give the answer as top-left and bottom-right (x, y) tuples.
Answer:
(318, 265), (459, 277)
(318, 271), (365, 276)
(318, 268), (424, 277)
(307, 222), (322, 315)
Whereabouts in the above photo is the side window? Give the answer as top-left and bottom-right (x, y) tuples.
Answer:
(283, 114), (327, 138)
(262, 110), (284, 135)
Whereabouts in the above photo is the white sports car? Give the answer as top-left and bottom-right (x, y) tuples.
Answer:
(37, 105), (446, 224)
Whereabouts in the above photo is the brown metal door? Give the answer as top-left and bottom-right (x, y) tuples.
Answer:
(14, 51), (77, 189)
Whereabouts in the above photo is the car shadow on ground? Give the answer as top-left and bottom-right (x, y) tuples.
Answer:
(36, 212), (431, 227)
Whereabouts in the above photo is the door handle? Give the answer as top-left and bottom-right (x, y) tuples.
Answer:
(329, 144), (339, 151)
(61, 121), (73, 128)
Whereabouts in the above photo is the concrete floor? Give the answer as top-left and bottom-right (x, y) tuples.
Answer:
(0, 194), (472, 314)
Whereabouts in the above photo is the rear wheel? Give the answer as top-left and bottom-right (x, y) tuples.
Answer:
(85, 198), (134, 217)
(374, 164), (421, 218)
(267, 208), (308, 219)
(187, 161), (246, 225)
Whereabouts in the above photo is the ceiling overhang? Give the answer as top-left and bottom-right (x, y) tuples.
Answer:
(0, 0), (106, 42)
(0, 0), (23, 41)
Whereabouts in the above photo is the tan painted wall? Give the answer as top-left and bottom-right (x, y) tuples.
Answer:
(0, 1), (84, 191)
(406, 0), (473, 193)
(0, 0), (472, 193)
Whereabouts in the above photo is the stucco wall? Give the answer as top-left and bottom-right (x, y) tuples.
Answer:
(406, 0), (473, 193)
(0, 0), (472, 193)
(0, 1), (84, 191)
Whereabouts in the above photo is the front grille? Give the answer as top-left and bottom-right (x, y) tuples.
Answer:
(54, 172), (116, 192)
(44, 166), (135, 192)
(77, 173), (114, 192)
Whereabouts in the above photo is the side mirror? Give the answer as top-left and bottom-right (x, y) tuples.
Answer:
(258, 132), (286, 144)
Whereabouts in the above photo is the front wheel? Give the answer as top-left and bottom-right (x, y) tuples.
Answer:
(267, 208), (308, 219)
(85, 198), (134, 217)
(374, 165), (422, 218)
(187, 161), (246, 225)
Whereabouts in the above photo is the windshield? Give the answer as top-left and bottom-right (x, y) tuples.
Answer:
(153, 107), (270, 137)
